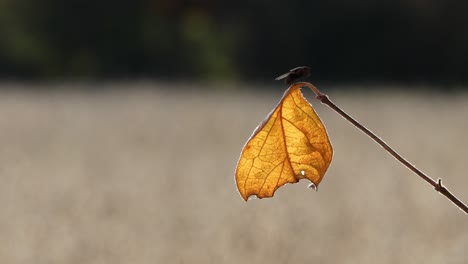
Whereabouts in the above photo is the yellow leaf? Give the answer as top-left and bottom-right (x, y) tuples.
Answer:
(235, 83), (333, 201)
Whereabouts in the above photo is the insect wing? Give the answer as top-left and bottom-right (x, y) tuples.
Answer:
(275, 72), (291, 81)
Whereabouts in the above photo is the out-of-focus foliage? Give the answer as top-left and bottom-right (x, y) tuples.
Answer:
(0, 0), (467, 84)
(235, 83), (333, 200)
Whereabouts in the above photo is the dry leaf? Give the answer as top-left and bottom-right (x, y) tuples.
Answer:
(235, 83), (333, 201)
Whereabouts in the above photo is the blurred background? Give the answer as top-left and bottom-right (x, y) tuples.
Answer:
(1, 0), (468, 263)
(1, 0), (468, 84)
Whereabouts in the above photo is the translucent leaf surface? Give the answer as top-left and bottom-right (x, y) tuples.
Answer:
(235, 83), (333, 201)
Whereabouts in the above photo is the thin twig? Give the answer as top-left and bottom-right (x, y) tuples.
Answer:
(298, 82), (468, 215)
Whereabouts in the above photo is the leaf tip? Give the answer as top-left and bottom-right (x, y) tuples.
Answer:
(240, 192), (259, 202)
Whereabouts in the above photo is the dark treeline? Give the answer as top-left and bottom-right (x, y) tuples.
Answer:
(1, 0), (467, 85)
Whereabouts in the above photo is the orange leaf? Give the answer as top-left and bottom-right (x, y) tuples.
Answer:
(235, 83), (333, 201)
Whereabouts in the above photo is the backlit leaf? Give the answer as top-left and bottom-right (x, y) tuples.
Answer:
(235, 83), (333, 201)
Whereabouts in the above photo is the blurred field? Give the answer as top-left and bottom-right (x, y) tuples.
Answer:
(0, 83), (467, 264)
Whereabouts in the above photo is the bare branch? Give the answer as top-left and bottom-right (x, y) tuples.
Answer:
(297, 82), (468, 215)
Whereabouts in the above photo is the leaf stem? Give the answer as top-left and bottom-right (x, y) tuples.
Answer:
(299, 82), (468, 215)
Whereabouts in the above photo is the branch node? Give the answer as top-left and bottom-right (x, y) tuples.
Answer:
(316, 94), (328, 103)
(435, 178), (443, 192)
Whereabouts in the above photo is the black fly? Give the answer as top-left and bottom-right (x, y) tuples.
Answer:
(275, 66), (311, 85)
